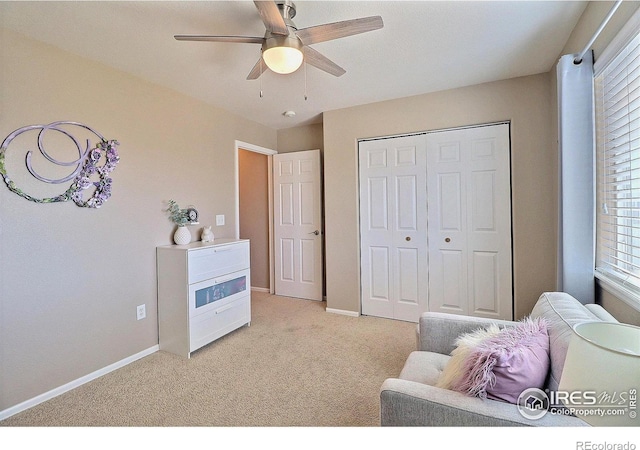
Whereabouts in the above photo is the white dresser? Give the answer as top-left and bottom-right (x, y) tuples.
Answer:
(157, 239), (251, 358)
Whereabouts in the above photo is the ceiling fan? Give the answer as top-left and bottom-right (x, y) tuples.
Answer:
(174, 0), (383, 79)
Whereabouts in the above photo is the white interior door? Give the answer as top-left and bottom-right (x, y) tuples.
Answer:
(359, 135), (428, 322)
(427, 124), (513, 320)
(273, 150), (323, 301)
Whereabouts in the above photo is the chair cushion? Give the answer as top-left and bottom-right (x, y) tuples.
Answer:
(399, 351), (450, 386)
(584, 304), (618, 322)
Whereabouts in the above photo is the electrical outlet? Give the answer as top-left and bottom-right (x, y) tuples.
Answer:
(216, 214), (225, 226)
(136, 304), (146, 321)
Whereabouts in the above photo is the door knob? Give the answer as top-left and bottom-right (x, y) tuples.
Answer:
(445, 238), (451, 243)
(309, 230), (320, 235)
(405, 236), (411, 241)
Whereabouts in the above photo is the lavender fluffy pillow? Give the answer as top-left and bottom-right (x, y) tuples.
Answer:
(435, 324), (502, 390)
(451, 317), (550, 404)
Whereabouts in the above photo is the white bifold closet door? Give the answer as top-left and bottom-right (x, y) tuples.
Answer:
(426, 124), (512, 320)
(359, 123), (513, 322)
(359, 134), (429, 322)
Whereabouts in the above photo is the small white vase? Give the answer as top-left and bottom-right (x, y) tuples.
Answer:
(174, 225), (191, 245)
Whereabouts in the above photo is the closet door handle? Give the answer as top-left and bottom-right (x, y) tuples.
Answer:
(309, 230), (320, 236)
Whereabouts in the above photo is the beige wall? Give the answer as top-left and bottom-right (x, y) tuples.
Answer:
(277, 123), (324, 155)
(239, 149), (270, 290)
(0, 29), (276, 412)
(323, 73), (555, 320)
(598, 289), (640, 325)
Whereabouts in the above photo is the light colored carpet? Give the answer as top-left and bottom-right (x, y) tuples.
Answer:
(0, 292), (416, 427)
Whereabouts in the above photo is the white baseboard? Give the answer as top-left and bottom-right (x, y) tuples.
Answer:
(0, 345), (159, 421)
(251, 287), (270, 293)
(325, 307), (360, 318)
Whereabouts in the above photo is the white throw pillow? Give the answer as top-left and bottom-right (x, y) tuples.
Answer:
(435, 324), (502, 390)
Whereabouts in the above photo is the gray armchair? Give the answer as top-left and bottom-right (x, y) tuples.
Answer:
(379, 292), (614, 426)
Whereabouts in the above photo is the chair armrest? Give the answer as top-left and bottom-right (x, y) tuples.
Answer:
(584, 304), (618, 322)
(380, 378), (588, 427)
(418, 312), (516, 354)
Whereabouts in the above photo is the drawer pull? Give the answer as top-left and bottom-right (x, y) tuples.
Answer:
(215, 303), (238, 314)
(214, 273), (243, 284)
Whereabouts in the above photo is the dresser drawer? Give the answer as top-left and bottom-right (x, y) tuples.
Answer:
(188, 269), (250, 318)
(189, 295), (251, 352)
(188, 241), (249, 283)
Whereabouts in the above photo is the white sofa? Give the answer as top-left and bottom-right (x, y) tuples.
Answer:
(380, 292), (619, 426)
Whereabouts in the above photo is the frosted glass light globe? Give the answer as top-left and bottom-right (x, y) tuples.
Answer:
(263, 46), (303, 74)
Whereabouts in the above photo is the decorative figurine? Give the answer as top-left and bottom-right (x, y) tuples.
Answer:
(201, 225), (214, 243)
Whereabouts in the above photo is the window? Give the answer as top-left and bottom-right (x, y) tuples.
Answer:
(595, 20), (640, 304)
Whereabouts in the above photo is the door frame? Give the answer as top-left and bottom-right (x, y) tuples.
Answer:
(235, 140), (277, 294)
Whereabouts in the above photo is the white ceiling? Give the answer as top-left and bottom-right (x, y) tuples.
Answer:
(1, 1), (588, 130)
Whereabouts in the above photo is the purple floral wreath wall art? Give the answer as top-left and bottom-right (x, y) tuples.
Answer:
(0, 121), (119, 208)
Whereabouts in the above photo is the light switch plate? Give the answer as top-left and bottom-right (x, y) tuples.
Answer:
(216, 215), (225, 226)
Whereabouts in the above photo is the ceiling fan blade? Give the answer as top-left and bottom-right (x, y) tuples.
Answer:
(246, 57), (267, 80)
(254, 1), (289, 35)
(174, 35), (264, 44)
(304, 47), (346, 77)
(296, 16), (383, 45)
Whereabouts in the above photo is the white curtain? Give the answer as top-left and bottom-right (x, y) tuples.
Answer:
(556, 51), (595, 304)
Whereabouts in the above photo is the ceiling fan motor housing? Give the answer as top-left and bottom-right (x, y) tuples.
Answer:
(276, 0), (297, 21)
(263, 33), (302, 54)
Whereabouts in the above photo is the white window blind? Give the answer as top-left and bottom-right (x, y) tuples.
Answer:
(595, 28), (640, 298)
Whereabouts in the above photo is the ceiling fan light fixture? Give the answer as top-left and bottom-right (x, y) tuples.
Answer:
(263, 46), (303, 74)
(262, 35), (304, 74)
(176, 1), (384, 80)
